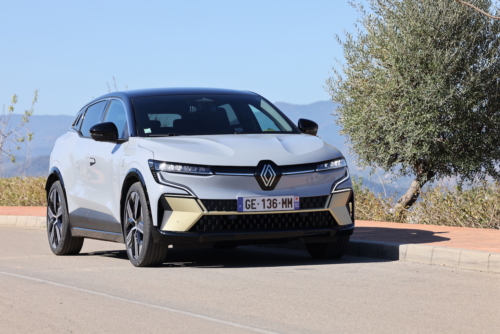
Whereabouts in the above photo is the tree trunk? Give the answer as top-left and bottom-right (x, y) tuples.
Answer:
(393, 170), (435, 215)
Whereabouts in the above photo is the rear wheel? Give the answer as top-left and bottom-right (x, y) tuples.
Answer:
(124, 182), (168, 267)
(47, 181), (84, 255)
(306, 236), (350, 260)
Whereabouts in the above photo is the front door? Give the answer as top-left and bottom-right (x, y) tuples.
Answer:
(84, 99), (129, 234)
(66, 100), (108, 230)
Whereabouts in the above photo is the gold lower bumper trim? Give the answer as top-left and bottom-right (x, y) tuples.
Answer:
(160, 191), (352, 232)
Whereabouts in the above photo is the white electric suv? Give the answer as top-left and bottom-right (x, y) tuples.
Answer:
(46, 88), (354, 267)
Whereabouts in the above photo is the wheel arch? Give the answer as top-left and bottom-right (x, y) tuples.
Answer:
(45, 168), (69, 210)
(120, 168), (151, 232)
(46, 167), (65, 194)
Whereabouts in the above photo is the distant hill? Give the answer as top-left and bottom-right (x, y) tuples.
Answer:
(1, 103), (406, 194)
(1, 114), (73, 178)
(2, 114), (74, 157)
(1, 155), (50, 177)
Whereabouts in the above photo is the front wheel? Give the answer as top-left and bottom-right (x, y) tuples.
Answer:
(305, 236), (350, 260)
(124, 182), (168, 267)
(47, 181), (84, 255)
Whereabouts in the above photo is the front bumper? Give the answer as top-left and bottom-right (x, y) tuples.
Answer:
(152, 189), (355, 245)
(152, 223), (354, 245)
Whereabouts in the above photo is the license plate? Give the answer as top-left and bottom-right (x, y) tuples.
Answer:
(237, 196), (300, 212)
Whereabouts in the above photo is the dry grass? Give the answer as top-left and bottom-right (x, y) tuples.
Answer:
(0, 177), (46, 206)
(352, 176), (400, 223)
(353, 177), (500, 229)
(410, 182), (500, 229)
(1, 176), (498, 229)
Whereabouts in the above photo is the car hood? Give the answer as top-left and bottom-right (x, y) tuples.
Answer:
(138, 134), (343, 166)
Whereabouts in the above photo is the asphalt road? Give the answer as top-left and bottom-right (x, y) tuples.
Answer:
(0, 226), (499, 334)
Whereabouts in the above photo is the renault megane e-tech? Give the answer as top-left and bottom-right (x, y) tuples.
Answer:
(45, 88), (354, 267)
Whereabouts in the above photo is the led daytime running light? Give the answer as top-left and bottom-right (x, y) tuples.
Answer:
(153, 160), (212, 175)
(316, 158), (347, 171)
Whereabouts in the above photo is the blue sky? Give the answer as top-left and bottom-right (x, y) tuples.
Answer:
(0, 0), (363, 116)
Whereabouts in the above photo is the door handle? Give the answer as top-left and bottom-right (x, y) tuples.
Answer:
(89, 158), (96, 166)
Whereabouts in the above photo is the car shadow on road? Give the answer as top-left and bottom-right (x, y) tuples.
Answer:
(79, 245), (390, 268)
(352, 226), (450, 244)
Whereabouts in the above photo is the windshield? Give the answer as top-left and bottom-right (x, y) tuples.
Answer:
(131, 94), (299, 136)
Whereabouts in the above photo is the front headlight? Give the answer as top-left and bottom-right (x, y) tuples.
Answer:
(316, 158), (347, 171)
(149, 160), (213, 175)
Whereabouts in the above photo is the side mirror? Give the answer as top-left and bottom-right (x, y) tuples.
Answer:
(298, 118), (318, 136)
(89, 122), (119, 142)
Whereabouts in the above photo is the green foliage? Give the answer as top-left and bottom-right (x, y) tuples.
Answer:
(327, 0), (500, 198)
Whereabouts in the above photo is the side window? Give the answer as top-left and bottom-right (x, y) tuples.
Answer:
(249, 105), (280, 132)
(103, 100), (128, 138)
(260, 100), (293, 131)
(80, 101), (107, 138)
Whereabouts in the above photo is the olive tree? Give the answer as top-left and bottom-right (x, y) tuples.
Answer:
(0, 91), (38, 169)
(327, 0), (500, 213)
(456, 0), (500, 19)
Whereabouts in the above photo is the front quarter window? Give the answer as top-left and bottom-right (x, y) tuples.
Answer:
(71, 112), (84, 131)
(80, 101), (107, 137)
(103, 99), (129, 139)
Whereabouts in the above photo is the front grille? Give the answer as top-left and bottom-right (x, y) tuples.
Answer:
(201, 199), (238, 212)
(190, 211), (337, 233)
(300, 195), (329, 209)
(210, 162), (318, 176)
(201, 195), (329, 212)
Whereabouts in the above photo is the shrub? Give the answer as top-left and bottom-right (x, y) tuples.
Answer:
(410, 182), (500, 229)
(1, 176), (498, 230)
(353, 177), (500, 229)
(0, 177), (46, 206)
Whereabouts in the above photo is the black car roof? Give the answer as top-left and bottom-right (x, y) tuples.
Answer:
(90, 87), (259, 103)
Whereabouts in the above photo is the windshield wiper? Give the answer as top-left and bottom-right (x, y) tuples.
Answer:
(147, 133), (181, 137)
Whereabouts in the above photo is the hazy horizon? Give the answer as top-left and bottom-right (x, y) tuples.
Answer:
(0, 0), (367, 116)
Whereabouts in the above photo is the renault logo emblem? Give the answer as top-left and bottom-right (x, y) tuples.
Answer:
(255, 161), (281, 191)
(261, 164), (276, 187)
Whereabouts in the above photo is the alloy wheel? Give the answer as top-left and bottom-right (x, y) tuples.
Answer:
(125, 191), (144, 259)
(47, 188), (64, 249)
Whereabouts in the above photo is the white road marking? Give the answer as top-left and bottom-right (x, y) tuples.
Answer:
(0, 270), (280, 334)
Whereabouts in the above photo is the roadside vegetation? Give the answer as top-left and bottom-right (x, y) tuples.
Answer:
(327, 0), (500, 218)
(0, 176), (498, 230)
(0, 177), (45, 206)
(354, 178), (500, 230)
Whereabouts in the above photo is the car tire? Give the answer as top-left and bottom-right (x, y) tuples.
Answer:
(305, 236), (350, 260)
(124, 182), (168, 267)
(47, 181), (84, 255)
